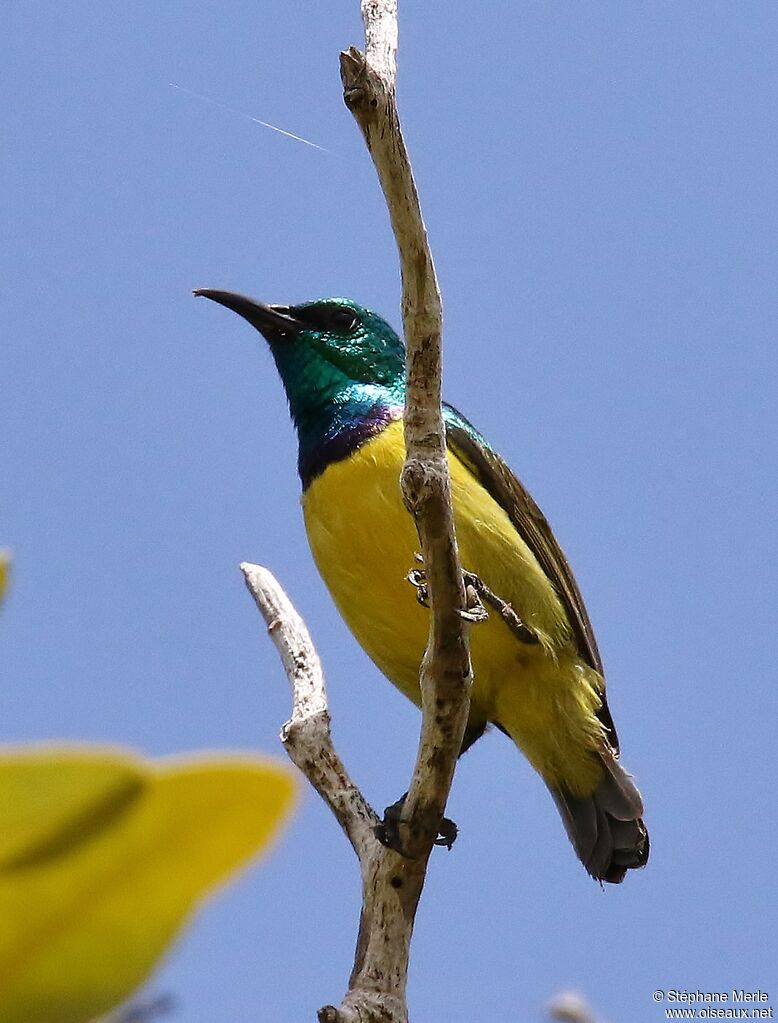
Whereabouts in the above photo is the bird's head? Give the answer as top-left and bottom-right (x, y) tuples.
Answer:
(196, 289), (408, 483)
(194, 290), (406, 397)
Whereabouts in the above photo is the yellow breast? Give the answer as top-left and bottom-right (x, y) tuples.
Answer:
(301, 420), (572, 723)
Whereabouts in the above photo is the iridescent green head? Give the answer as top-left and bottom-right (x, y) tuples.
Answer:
(195, 290), (406, 485)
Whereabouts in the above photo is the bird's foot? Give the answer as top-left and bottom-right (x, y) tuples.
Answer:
(434, 815), (459, 849)
(374, 793), (458, 854)
(406, 555), (489, 623)
(462, 570), (539, 644)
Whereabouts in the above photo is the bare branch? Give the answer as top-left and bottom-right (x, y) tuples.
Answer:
(94, 993), (175, 1023)
(241, 564), (377, 861)
(341, 0), (472, 862)
(548, 992), (604, 1023)
(242, 563), (425, 1023)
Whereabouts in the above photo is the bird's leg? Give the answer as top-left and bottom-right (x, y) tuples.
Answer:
(406, 554), (488, 622)
(374, 792), (458, 853)
(407, 557), (536, 641)
(462, 571), (540, 645)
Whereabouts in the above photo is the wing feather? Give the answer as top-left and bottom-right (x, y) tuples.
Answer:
(444, 405), (619, 751)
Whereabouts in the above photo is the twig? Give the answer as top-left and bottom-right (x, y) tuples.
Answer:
(340, 0), (472, 864)
(241, 564), (377, 862)
(547, 991), (604, 1023)
(94, 993), (175, 1023)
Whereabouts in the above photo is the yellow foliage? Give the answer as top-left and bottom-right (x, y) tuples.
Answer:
(0, 551), (9, 604)
(0, 747), (296, 1023)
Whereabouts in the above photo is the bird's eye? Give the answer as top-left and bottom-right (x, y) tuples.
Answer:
(329, 309), (358, 333)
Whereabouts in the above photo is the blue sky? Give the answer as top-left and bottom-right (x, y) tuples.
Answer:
(3, 3), (776, 1021)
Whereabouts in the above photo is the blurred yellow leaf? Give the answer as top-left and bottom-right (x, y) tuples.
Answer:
(0, 746), (296, 1023)
(0, 551), (9, 604)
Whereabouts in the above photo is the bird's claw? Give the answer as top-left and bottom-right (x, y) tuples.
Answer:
(374, 794), (458, 854)
(407, 557), (489, 623)
(434, 816), (459, 850)
(406, 567), (430, 607)
(460, 582), (489, 622)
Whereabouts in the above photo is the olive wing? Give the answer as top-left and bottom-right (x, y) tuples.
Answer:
(444, 406), (619, 751)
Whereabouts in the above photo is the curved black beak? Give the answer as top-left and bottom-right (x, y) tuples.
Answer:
(193, 288), (303, 339)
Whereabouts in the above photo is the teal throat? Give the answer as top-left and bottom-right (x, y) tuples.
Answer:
(266, 337), (404, 488)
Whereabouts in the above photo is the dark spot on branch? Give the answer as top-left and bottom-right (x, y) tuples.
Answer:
(428, 747), (447, 770)
(344, 87), (365, 109)
(390, 875), (403, 889)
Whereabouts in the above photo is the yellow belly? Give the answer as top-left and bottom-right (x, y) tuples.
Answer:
(302, 420), (605, 794)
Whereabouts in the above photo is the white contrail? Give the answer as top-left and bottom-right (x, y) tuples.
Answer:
(169, 83), (335, 154)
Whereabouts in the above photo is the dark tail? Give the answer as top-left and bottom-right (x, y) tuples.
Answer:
(549, 750), (649, 884)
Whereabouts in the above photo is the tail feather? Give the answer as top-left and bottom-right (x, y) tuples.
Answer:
(550, 750), (649, 884)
